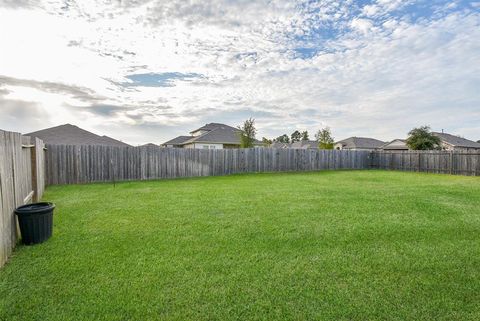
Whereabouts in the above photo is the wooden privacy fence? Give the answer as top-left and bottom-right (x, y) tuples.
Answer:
(370, 151), (480, 176)
(0, 130), (45, 267)
(45, 147), (480, 186)
(45, 145), (371, 185)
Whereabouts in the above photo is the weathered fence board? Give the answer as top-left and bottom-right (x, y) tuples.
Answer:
(32, 137), (46, 201)
(371, 151), (480, 176)
(45, 146), (372, 185)
(0, 130), (45, 267)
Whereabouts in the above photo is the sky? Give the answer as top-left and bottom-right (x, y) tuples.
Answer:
(0, 0), (479, 145)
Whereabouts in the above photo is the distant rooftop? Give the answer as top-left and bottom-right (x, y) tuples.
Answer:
(184, 126), (243, 145)
(26, 124), (131, 147)
(290, 140), (319, 149)
(433, 132), (480, 148)
(336, 137), (385, 149)
(100, 135), (131, 147)
(163, 135), (194, 146)
(270, 141), (290, 148)
(164, 123), (261, 146)
(139, 143), (159, 148)
(380, 139), (408, 150)
(190, 123), (238, 134)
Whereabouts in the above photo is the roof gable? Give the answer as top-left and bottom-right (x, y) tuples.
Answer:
(270, 142), (290, 148)
(290, 140), (319, 149)
(190, 123), (238, 134)
(100, 135), (131, 147)
(433, 132), (480, 148)
(185, 127), (242, 144)
(381, 139), (408, 150)
(164, 122), (261, 146)
(163, 136), (194, 145)
(139, 143), (159, 147)
(336, 137), (385, 149)
(26, 124), (131, 146)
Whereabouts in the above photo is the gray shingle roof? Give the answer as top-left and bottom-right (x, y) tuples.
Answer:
(100, 135), (131, 147)
(433, 132), (480, 148)
(164, 123), (261, 146)
(270, 141), (319, 149)
(162, 136), (194, 146)
(26, 124), (131, 146)
(185, 127), (262, 145)
(336, 137), (385, 149)
(290, 140), (319, 149)
(380, 139), (408, 150)
(139, 143), (159, 147)
(185, 127), (241, 144)
(270, 142), (290, 148)
(190, 123), (238, 134)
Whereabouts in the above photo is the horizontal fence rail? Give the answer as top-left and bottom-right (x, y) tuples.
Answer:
(45, 145), (371, 185)
(370, 151), (480, 176)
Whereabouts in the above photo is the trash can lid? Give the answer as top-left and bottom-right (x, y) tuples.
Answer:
(15, 202), (55, 215)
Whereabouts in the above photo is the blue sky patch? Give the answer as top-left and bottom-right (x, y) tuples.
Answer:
(124, 72), (203, 87)
(293, 47), (319, 59)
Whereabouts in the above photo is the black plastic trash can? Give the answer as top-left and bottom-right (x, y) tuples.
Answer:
(15, 202), (55, 245)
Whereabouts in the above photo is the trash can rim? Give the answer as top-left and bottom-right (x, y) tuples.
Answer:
(14, 202), (55, 215)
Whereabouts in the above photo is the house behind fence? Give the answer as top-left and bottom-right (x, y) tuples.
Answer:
(0, 130), (45, 268)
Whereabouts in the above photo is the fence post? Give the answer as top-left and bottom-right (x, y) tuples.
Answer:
(449, 151), (453, 175)
(30, 138), (45, 202)
(30, 143), (38, 202)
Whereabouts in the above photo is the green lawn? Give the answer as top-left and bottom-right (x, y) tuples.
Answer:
(1, 170), (480, 320)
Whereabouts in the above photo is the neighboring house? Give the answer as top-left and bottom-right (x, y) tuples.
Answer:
(26, 124), (131, 146)
(432, 132), (480, 152)
(290, 140), (319, 149)
(162, 136), (194, 148)
(162, 123), (262, 149)
(269, 140), (319, 149)
(100, 135), (131, 147)
(380, 133), (480, 152)
(335, 137), (385, 151)
(270, 141), (290, 148)
(380, 139), (409, 151)
(139, 143), (159, 147)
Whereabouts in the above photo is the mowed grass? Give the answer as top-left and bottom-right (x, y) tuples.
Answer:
(1, 170), (480, 321)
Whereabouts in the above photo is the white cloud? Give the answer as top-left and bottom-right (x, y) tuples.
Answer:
(350, 18), (374, 34)
(0, 0), (479, 145)
(362, 5), (380, 17)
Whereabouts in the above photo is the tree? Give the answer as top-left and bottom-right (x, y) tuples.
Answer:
(315, 127), (334, 149)
(275, 134), (290, 143)
(406, 125), (441, 150)
(262, 137), (272, 146)
(301, 131), (309, 141)
(238, 118), (257, 148)
(291, 130), (302, 143)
